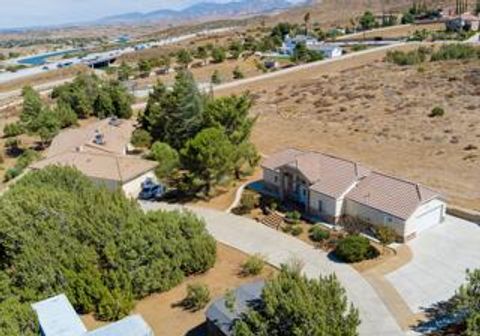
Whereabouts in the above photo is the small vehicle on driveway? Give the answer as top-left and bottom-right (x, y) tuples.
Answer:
(138, 178), (166, 201)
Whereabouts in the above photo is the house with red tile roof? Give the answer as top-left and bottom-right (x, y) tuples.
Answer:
(261, 149), (446, 241)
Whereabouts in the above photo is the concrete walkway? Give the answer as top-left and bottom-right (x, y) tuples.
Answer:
(140, 201), (405, 336)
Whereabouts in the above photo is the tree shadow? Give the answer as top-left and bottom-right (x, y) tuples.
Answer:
(185, 322), (208, 336)
(412, 298), (466, 335)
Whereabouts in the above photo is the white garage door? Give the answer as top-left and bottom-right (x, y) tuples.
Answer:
(414, 205), (443, 234)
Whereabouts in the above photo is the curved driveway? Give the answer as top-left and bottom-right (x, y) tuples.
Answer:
(140, 201), (404, 336)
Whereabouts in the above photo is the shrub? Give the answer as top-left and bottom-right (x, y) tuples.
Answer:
(285, 211), (301, 224)
(291, 225), (304, 236)
(183, 283), (211, 311)
(385, 49), (427, 66)
(335, 235), (377, 263)
(240, 190), (259, 212)
(282, 225), (292, 233)
(233, 66), (245, 79)
(4, 168), (20, 182)
(351, 45), (368, 52)
(3, 122), (24, 138)
(429, 106), (445, 118)
(241, 254), (265, 276)
(431, 44), (478, 62)
(376, 225), (397, 245)
(309, 225), (331, 242)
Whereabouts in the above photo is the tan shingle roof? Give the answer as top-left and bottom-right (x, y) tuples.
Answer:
(346, 172), (441, 220)
(31, 151), (157, 183)
(46, 118), (136, 158)
(262, 149), (370, 198)
(261, 148), (305, 171)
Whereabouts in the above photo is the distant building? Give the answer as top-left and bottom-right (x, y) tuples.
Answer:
(206, 281), (264, 336)
(308, 44), (343, 59)
(32, 294), (154, 336)
(280, 35), (343, 59)
(280, 34), (320, 55)
(30, 117), (158, 198)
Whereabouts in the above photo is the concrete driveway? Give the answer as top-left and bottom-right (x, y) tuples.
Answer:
(140, 201), (404, 336)
(386, 215), (480, 313)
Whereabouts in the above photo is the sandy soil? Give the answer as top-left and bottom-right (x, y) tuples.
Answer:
(82, 243), (276, 336)
(337, 23), (444, 40)
(218, 54), (480, 211)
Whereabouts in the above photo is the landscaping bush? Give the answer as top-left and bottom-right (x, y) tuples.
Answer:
(285, 211), (301, 224)
(429, 106), (445, 118)
(375, 225), (397, 245)
(183, 283), (211, 311)
(291, 225), (304, 236)
(241, 254), (265, 276)
(335, 235), (377, 263)
(309, 225), (331, 242)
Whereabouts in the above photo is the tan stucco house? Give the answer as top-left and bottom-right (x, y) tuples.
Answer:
(30, 117), (157, 198)
(262, 149), (446, 241)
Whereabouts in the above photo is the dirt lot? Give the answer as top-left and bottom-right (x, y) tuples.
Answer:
(82, 243), (276, 336)
(337, 23), (444, 40)
(220, 56), (480, 211)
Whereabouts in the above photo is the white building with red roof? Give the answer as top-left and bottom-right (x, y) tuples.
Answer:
(261, 149), (446, 241)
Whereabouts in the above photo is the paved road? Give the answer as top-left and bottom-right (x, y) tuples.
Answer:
(387, 215), (480, 313)
(139, 201), (405, 336)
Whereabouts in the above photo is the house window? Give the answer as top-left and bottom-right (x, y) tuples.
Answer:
(384, 216), (393, 225)
(318, 200), (323, 212)
(274, 175), (278, 183)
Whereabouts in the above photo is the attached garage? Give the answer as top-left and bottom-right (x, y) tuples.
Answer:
(406, 199), (446, 237)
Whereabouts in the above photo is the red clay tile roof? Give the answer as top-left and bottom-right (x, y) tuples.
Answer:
(345, 172), (441, 220)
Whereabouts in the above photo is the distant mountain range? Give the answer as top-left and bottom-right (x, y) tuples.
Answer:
(98, 0), (299, 24)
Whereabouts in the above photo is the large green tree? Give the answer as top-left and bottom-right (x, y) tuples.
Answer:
(0, 166), (216, 334)
(181, 127), (234, 195)
(233, 266), (360, 336)
(454, 269), (480, 335)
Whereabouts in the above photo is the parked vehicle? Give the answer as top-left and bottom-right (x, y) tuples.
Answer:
(138, 178), (166, 200)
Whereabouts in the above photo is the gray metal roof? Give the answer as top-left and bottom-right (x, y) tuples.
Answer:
(31, 294), (87, 336)
(88, 315), (154, 336)
(32, 294), (153, 336)
(206, 281), (264, 336)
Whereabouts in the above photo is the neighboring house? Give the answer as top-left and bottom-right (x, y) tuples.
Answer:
(30, 117), (157, 198)
(32, 294), (154, 336)
(307, 44), (343, 58)
(280, 34), (320, 55)
(280, 35), (343, 59)
(206, 281), (264, 336)
(261, 149), (446, 241)
(445, 13), (480, 31)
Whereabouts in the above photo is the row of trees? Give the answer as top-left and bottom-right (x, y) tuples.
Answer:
(3, 73), (134, 147)
(137, 70), (259, 195)
(0, 166), (217, 334)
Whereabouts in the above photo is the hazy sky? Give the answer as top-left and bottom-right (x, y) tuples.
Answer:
(1, 0), (233, 29)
